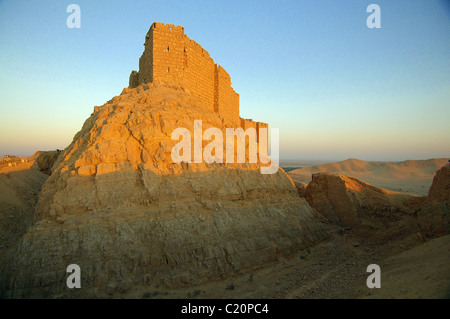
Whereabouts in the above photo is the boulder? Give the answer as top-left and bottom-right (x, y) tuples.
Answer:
(305, 172), (449, 241)
(31, 150), (61, 175)
(305, 172), (422, 230)
(427, 166), (450, 204)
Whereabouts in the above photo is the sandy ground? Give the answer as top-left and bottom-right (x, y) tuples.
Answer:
(363, 234), (450, 299)
(130, 226), (449, 299)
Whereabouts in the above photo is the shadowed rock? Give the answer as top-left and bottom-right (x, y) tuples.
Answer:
(30, 150), (61, 175)
(428, 166), (450, 204)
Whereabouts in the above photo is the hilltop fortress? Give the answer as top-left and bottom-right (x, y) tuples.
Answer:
(129, 22), (268, 136)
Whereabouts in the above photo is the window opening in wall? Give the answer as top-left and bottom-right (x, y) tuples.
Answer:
(183, 47), (188, 68)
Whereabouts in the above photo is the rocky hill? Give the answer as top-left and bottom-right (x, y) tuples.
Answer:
(0, 82), (327, 298)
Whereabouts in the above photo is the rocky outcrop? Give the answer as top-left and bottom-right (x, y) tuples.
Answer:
(305, 173), (421, 231)
(417, 166), (450, 238)
(305, 172), (449, 241)
(305, 173), (411, 228)
(427, 166), (450, 204)
(31, 150), (61, 175)
(293, 180), (307, 197)
(0, 82), (327, 298)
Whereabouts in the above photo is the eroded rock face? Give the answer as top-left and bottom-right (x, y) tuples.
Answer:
(305, 173), (369, 228)
(31, 150), (61, 175)
(418, 166), (450, 238)
(0, 82), (327, 298)
(428, 166), (450, 204)
(305, 173), (422, 230)
(293, 180), (307, 198)
(305, 172), (449, 241)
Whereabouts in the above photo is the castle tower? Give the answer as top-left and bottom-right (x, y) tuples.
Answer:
(130, 22), (241, 125)
(129, 22), (267, 144)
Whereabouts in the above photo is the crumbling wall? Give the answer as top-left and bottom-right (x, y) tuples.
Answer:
(129, 71), (139, 89)
(215, 66), (240, 125)
(241, 118), (257, 132)
(241, 119), (269, 146)
(129, 22), (266, 129)
(133, 22), (215, 113)
(137, 27), (154, 85)
(256, 122), (269, 144)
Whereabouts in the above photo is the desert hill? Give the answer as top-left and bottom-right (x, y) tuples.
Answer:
(1, 101), (448, 299)
(289, 158), (448, 195)
(0, 81), (327, 298)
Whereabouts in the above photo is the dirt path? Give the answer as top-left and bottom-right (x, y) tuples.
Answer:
(132, 228), (449, 299)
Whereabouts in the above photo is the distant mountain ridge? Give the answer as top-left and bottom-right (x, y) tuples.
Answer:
(288, 158), (448, 196)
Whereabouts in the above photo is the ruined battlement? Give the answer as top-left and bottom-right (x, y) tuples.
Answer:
(129, 22), (267, 135)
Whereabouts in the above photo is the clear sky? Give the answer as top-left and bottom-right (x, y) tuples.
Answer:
(0, 0), (449, 161)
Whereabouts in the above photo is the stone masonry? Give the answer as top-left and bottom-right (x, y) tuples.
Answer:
(129, 22), (267, 137)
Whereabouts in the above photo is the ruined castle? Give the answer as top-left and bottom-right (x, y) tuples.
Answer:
(129, 22), (268, 136)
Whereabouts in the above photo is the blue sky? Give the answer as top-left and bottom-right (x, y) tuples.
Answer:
(0, 0), (449, 161)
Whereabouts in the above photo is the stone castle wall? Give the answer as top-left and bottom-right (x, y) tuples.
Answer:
(241, 119), (269, 143)
(130, 22), (265, 130)
(215, 66), (240, 124)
